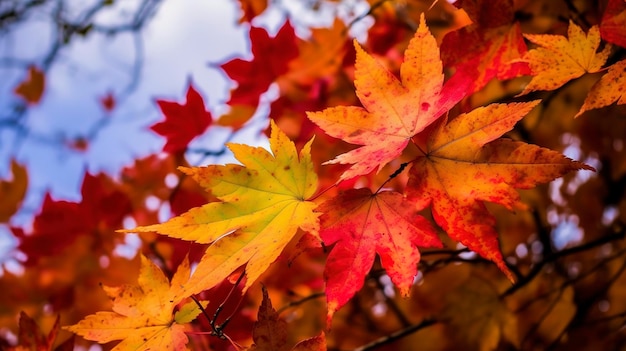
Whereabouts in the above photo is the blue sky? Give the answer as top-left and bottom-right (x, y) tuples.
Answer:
(0, 0), (371, 272)
(0, 0), (252, 271)
(1, 1), (247, 205)
(0, 0), (371, 212)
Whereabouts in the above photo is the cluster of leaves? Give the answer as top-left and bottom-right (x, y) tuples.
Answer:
(2, 0), (626, 350)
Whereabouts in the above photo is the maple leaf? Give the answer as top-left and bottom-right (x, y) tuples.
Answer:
(307, 14), (467, 182)
(151, 81), (213, 153)
(14, 65), (45, 105)
(248, 287), (326, 351)
(600, 0), (626, 48)
(99, 91), (116, 112)
(442, 277), (519, 351)
(65, 255), (206, 351)
(217, 21), (298, 130)
(407, 101), (594, 280)
(7, 312), (74, 351)
(17, 173), (131, 265)
(576, 59), (626, 117)
(15, 194), (83, 264)
(518, 21), (612, 95)
(123, 120), (320, 299)
(221, 21), (298, 107)
(0, 160), (27, 223)
(441, 0), (530, 93)
(216, 104), (257, 131)
(282, 18), (348, 88)
(318, 188), (442, 321)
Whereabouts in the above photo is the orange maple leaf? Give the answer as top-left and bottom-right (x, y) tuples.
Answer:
(318, 188), (442, 321)
(407, 101), (594, 280)
(0, 160), (28, 223)
(64, 255), (206, 351)
(307, 14), (467, 182)
(14, 65), (45, 105)
(123, 120), (319, 299)
(576, 59), (626, 117)
(519, 21), (612, 95)
(282, 18), (348, 88)
(248, 287), (326, 351)
(237, 0), (267, 23)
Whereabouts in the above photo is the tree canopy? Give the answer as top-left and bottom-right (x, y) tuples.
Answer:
(1, 0), (625, 350)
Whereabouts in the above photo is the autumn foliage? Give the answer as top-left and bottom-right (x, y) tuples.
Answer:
(3, 0), (626, 350)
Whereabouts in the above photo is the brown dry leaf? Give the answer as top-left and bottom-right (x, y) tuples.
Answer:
(248, 287), (325, 351)
(443, 276), (519, 351)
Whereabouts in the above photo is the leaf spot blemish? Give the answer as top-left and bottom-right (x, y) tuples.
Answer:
(348, 129), (364, 138)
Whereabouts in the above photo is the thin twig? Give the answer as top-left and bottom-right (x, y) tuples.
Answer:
(277, 292), (325, 314)
(352, 318), (438, 351)
(502, 223), (626, 297)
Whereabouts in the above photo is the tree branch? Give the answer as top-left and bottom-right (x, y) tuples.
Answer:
(352, 318), (438, 351)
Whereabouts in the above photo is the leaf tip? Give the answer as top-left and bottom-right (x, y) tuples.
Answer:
(418, 12), (426, 29)
(325, 301), (338, 329)
(177, 166), (194, 175)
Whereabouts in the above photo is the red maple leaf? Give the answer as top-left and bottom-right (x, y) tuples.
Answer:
(17, 173), (132, 265)
(441, 0), (530, 94)
(15, 195), (85, 264)
(221, 21), (298, 107)
(318, 188), (441, 321)
(99, 91), (116, 112)
(80, 173), (132, 228)
(600, 0), (626, 48)
(151, 81), (213, 153)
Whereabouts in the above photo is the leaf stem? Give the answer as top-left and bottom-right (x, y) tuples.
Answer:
(208, 269), (246, 340)
(375, 162), (409, 193)
(309, 183), (337, 201)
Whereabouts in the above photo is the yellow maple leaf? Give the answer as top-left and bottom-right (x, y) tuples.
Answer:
(519, 21), (612, 95)
(576, 58), (626, 117)
(124, 120), (319, 299)
(64, 255), (206, 351)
